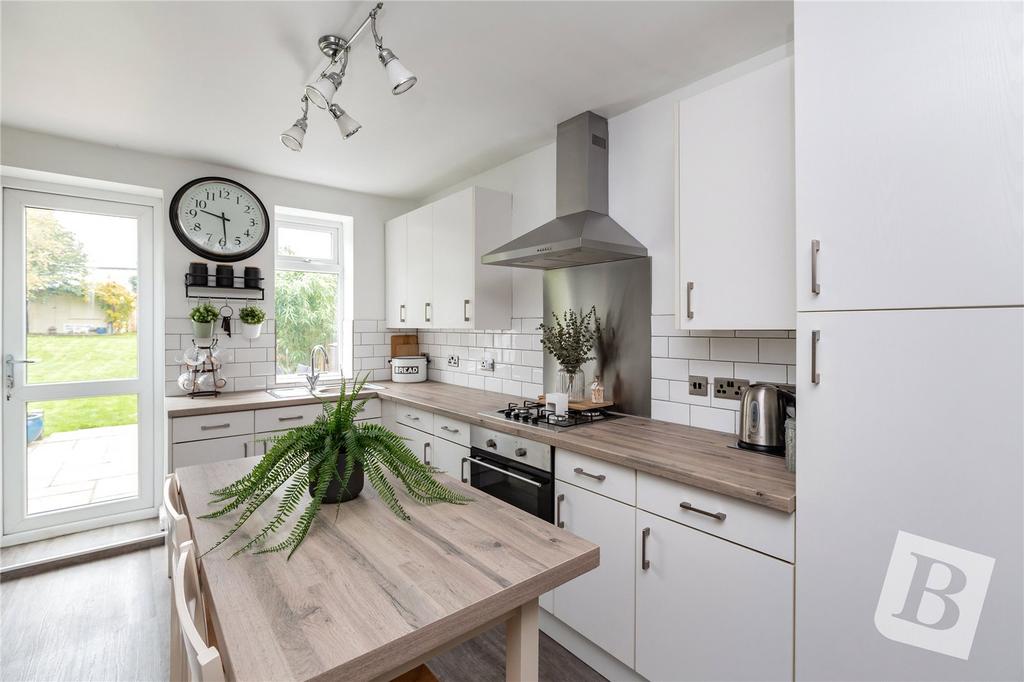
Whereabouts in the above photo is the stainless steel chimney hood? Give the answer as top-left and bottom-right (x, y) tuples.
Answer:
(482, 112), (647, 270)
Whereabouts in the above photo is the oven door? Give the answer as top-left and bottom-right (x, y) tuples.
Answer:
(463, 447), (554, 523)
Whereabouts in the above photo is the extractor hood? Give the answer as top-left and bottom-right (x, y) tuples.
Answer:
(482, 111), (647, 270)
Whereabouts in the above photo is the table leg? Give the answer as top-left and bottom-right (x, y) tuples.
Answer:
(505, 598), (539, 682)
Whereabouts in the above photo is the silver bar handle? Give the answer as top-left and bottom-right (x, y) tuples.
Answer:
(463, 299), (470, 323)
(641, 527), (651, 570)
(440, 425), (460, 434)
(425, 302), (431, 323)
(400, 304), (406, 323)
(556, 493), (565, 528)
(278, 415), (304, 422)
(685, 281), (694, 320)
(405, 414), (420, 421)
(201, 423), (231, 431)
(679, 501), (726, 521)
(423, 441), (431, 466)
(811, 239), (821, 295)
(573, 466), (606, 482)
(811, 330), (821, 385)
(243, 441), (248, 457)
(462, 456), (542, 488)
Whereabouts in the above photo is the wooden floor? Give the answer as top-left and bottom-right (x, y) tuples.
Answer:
(0, 546), (605, 682)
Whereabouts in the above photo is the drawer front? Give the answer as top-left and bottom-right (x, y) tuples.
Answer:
(637, 471), (794, 562)
(172, 434), (252, 470)
(555, 449), (636, 505)
(356, 398), (382, 421)
(254, 403), (324, 433)
(433, 414), (470, 447)
(396, 404), (434, 431)
(172, 411), (254, 444)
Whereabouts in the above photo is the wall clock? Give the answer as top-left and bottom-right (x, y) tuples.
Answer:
(170, 177), (270, 262)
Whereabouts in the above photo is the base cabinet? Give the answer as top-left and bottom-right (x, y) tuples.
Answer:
(431, 436), (467, 478)
(552, 481), (636, 667)
(636, 510), (793, 682)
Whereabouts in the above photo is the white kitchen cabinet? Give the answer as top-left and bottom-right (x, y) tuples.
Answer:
(172, 433), (252, 470)
(676, 55), (795, 330)
(795, 2), (1022, 312)
(384, 187), (512, 330)
(431, 437), (467, 478)
(553, 481), (636, 667)
(405, 205), (433, 328)
(636, 509), (793, 682)
(393, 421), (433, 466)
(385, 214), (409, 328)
(795, 308), (1023, 680)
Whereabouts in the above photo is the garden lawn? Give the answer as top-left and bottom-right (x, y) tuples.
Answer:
(26, 334), (139, 437)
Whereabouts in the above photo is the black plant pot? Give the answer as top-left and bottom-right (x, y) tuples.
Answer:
(310, 449), (364, 504)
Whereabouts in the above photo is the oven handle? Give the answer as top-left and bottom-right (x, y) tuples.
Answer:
(461, 456), (543, 488)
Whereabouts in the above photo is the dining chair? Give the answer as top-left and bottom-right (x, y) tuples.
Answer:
(173, 540), (225, 682)
(164, 473), (194, 681)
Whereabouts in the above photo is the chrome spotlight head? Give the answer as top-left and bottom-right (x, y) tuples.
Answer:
(329, 103), (361, 139)
(305, 71), (344, 109)
(378, 47), (417, 95)
(280, 117), (307, 151)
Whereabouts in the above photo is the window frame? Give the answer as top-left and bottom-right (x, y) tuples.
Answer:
(273, 211), (345, 386)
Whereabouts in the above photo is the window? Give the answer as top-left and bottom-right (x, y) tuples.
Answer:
(274, 207), (346, 384)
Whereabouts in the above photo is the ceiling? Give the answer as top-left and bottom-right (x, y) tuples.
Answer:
(1, 1), (792, 200)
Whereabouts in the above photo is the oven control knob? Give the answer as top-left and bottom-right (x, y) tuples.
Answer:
(515, 447), (527, 458)
(486, 439), (497, 449)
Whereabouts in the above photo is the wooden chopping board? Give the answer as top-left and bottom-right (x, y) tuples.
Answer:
(390, 334), (419, 358)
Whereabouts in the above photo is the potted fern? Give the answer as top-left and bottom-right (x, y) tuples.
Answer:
(538, 306), (601, 402)
(189, 302), (219, 339)
(201, 376), (471, 558)
(238, 305), (266, 340)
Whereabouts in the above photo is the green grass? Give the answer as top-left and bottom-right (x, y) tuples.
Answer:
(26, 334), (138, 437)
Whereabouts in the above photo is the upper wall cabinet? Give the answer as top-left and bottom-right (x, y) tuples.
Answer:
(386, 187), (512, 330)
(676, 56), (795, 330)
(795, 2), (1023, 312)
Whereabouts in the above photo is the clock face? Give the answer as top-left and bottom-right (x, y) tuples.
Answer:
(170, 177), (269, 262)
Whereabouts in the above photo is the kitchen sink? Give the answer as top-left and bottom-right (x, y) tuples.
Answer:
(267, 383), (386, 399)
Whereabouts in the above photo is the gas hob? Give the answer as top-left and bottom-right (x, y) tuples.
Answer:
(477, 400), (621, 432)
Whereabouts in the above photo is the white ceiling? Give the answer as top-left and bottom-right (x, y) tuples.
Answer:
(1, 1), (792, 200)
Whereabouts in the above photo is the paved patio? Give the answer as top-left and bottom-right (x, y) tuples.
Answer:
(26, 424), (138, 515)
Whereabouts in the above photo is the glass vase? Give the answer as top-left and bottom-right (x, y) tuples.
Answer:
(557, 368), (586, 402)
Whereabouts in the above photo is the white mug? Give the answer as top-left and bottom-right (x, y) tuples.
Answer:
(546, 392), (569, 416)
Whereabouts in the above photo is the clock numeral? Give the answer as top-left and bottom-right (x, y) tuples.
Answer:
(205, 233), (213, 243)
(193, 223), (201, 231)
(219, 189), (231, 199)
(218, 237), (227, 247)
(194, 199), (207, 209)
(234, 237), (242, 246)
(244, 229), (252, 238)
(244, 205), (252, 214)
(187, 209), (197, 218)
(249, 218), (257, 227)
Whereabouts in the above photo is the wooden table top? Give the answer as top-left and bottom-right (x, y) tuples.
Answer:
(168, 381), (796, 513)
(176, 458), (599, 682)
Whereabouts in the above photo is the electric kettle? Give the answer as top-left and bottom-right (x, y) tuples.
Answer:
(738, 384), (795, 454)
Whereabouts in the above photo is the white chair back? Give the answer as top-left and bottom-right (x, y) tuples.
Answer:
(164, 473), (192, 577)
(173, 540), (224, 682)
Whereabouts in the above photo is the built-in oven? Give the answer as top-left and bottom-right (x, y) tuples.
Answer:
(463, 427), (554, 523)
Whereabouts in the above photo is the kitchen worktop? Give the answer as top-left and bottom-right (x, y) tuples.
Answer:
(166, 381), (796, 513)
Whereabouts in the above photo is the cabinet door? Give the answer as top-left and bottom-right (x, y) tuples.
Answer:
(636, 509), (793, 682)
(172, 434), (252, 470)
(431, 437), (467, 478)
(795, 2), (1022, 311)
(406, 205), (433, 328)
(795, 308), (1023, 680)
(393, 422), (432, 465)
(385, 215), (408, 328)
(553, 481), (635, 667)
(431, 189), (475, 329)
(677, 56), (795, 330)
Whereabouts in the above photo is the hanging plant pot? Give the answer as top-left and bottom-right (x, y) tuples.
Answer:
(192, 320), (215, 338)
(310, 447), (365, 504)
(241, 322), (263, 340)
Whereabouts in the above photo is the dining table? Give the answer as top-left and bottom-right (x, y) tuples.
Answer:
(175, 458), (599, 681)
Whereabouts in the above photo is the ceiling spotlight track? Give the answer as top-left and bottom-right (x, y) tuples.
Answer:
(280, 1), (417, 151)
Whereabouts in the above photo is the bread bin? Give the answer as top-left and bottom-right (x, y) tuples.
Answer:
(738, 383), (795, 454)
(388, 355), (428, 383)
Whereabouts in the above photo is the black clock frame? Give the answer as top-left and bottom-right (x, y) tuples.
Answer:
(169, 176), (270, 263)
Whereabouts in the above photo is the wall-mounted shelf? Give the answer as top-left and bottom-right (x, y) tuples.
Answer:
(184, 274), (264, 301)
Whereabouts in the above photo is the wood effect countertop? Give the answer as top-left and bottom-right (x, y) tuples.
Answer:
(167, 381), (796, 513)
(177, 458), (598, 682)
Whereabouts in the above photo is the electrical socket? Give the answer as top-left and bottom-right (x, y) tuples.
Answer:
(688, 375), (708, 397)
(714, 377), (750, 401)
(447, 355), (459, 368)
(479, 357), (495, 372)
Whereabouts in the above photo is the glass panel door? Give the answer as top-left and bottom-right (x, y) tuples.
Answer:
(3, 188), (155, 538)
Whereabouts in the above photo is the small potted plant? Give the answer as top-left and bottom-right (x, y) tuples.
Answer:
(238, 305), (266, 340)
(538, 306), (601, 402)
(189, 302), (219, 339)
(202, 376), (472, 559)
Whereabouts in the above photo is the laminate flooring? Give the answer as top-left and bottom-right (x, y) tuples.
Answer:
(0, 547), (605, 682)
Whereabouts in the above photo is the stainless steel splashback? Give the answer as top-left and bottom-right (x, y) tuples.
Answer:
(542, 258), (652, 417)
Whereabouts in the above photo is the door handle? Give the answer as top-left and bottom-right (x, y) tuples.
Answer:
(811, 239), (821, 295)
(423, 441), (431, 466)
(556, 493), (565, 528)
(460, 457), (468, 483)
(243, 441), (248, 458)
(440, 425), (460, 434)
(425, 302), (431, 323)
(685, 282), (694, 320)
(679, 501), (726, 521)
(405, 414), (420, 421)
(463, 299), (470, 323)
(573, 467), (606, 482)
(277, 415), (304, 422)
(5, 355), (38, 390)
(201, 423), (231, 431)
(400, 304), (406, 323)
(811, 330), (821, 385)
(641, 527), (651, 570)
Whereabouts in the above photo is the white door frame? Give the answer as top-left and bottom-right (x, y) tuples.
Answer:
(1, 174), (164, 546)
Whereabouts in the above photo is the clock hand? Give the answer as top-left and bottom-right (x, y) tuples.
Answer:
(219, 211), (230, 222)
(199, 209), (222, 220)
